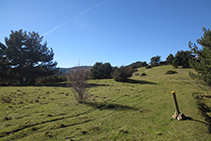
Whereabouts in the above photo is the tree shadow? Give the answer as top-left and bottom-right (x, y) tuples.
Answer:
(123, 79), (157, 84)
(85, 101), (139, 111)
(183, 115), (211, 132)
(192, 94), (211, 133)
(37, 83), (69, 87)
(197, 102), (211, 132)
(14, 83), (110, 88)
(3, 83), (69, 87)
(88, 83), (110, 88)
(189, 118), (209, 126)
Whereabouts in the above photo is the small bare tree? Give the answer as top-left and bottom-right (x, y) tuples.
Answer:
(67, 66), (90, 103)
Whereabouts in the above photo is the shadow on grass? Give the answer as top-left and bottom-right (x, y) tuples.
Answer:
(123, 79), (157, 84)
(176, 115), (210, 126)
(88, 83), (110, 88)
(37, 83), (68, 87)
(0, 109), (94, 138)
(197, 102), (211, 132)
(193, 93), (211, 133)
(85, 101), (139, 111)
(2, 83), (69, 87)
(190, 118), (210, 126)
(5, 83), (109, 88)
(46, 83), (109, 88)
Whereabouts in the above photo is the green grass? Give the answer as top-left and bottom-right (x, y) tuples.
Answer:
(0, 65), (211, 140)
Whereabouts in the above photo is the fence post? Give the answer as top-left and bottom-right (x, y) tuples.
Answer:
(171, 91), (190, 120)
(171, 91), (180, 114)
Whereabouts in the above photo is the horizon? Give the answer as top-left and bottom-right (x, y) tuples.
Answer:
(1, 0), (210, 68)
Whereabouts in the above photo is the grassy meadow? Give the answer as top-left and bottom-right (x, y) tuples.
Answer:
(0, 65), (211, 140)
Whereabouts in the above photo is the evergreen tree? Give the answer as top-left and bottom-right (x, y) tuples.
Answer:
(172, 50), (193, 68)
(0, 42), (11, 84)
(90, 62), (113, 79)
(1, 30), (58, 85)
(150, 55), (161, 66)
(103, 63), (113, 78)
(189, 27), (211, 87)
(166, 54), (174, 64)
(90, 62), (104, 79)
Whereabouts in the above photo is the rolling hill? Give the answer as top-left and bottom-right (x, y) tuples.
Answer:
(0, 65), (211, 140)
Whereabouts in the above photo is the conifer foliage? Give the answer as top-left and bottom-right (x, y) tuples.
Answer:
(172, 50), (193, 68)
(150, 55), (161, 66)
(90, 62), (113, 79)
(189, 27), (211, 87)
(166, 54), (174, 65)
(0, 30), (58, 85)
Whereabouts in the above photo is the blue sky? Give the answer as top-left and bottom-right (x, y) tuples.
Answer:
(0, 0), (211, 68)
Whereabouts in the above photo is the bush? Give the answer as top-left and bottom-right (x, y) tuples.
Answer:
(145, 65), (152, 69)
(114, 66), (135, 82)
(165, 70), (178, 75)
(67, 66), (90, 103)
(141, 73), (147, 76)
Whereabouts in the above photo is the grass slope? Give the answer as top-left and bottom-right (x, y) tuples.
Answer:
(0, 65), (211, 140)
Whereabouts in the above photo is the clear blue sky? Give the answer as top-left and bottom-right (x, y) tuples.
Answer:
(1, 0), (211, 68)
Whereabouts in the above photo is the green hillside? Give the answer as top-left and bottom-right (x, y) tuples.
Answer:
(0, 65), (211, 140)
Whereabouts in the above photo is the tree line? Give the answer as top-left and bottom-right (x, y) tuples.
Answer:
(1, 28), (211, 87)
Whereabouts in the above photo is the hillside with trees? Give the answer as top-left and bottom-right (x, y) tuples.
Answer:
(1, 27), (211, 140)
(189, 27), (211, 87)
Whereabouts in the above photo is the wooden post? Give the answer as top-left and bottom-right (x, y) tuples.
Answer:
(171, 91), (180, 114)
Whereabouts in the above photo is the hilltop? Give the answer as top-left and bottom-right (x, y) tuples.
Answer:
(58, 66), (92, 76)
(0, 65), (211, 140)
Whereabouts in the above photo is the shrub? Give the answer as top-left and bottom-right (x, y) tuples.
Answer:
(141, 73), (147, 76)
(114, 66), (135, 82)
(145, 65), (152, 69)
(165, 70), (178, 75)
(67, 66), (90, 103)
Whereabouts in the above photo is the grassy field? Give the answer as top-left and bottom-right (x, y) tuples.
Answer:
(0, 65), (211, 140)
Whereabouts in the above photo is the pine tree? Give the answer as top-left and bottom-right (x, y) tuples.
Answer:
(0, 42), (11, 84)
(90, 62), (113, 79)
(166, 54), (174, 65)
(90, 62), (104, 79)
(150, 55), (161, 66)
(172, 50), (193, 68)
(189, 27), (211, 87)
(103, 63), (113, 78)
(1, 30), (58, 85)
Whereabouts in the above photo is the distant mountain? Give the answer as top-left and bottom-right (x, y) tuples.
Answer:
(58, 66), (92, 76)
